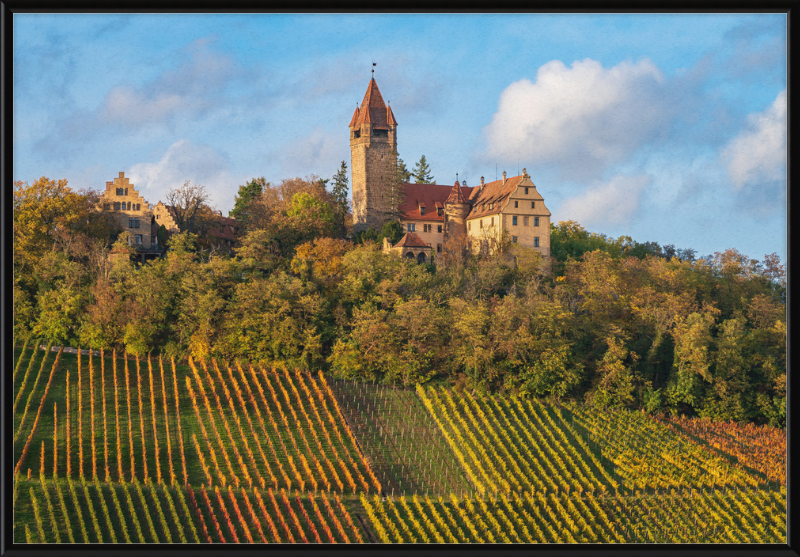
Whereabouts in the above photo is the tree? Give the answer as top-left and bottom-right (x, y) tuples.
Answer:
(330, 161), (350, 237)
(397, 157), (411, 182)
(229, 178), (266, 226)
(411, 155), (435, 184)
(164, 180), (210, 234)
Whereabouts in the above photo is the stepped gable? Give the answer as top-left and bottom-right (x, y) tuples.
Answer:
(445, 178), (469, 205)
(353, 78), (391, 128)
(467, 175), (524, 218)
(393, 232), (431, 249)
(398, 182), (476, 221)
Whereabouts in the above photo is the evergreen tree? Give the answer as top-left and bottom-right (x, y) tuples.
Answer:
(397, 157), (411, 182)
(331, 161), (350, 237)
(411, 155), (435, 184)
(229, 178), (266, 225)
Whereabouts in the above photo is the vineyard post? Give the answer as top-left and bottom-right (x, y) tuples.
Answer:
(66, 369), (71, 476)
(53, 403), (57, 477)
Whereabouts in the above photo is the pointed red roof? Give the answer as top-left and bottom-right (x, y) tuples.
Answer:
(387, 104), (398, 126)
(445, 179), (468, 205)
(348, 106), (360, 127)
(393, 232), (430, 249)
(353, 78), (394, 128)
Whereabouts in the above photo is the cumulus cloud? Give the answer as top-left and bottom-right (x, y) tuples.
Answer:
(721, 90), (786, 191)
(127, 139), (240, 211)
(484, 58), (670, 179)
(557, 174), (651, 227)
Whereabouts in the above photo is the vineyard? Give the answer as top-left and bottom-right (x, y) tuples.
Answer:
(14, 342), (786, 544)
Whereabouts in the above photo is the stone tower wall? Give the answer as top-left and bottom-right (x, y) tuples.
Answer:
(444, 202), (470, 240)
(351, 124), (398, 233)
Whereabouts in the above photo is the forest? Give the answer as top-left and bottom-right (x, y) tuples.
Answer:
(13, 174), (786, 427)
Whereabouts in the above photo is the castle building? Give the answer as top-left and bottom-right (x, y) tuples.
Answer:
(98, 172), (239, 257)
(349, 78), (551, 261)
(98, 172), (158, 249)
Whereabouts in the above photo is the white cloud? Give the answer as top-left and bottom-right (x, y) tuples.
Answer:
(721, 90), (786, 190)
(557, 174), (651, 227)
(277, 128), (348, 178)
(484, 58), (669, 179)
(127, 139), (240, 212)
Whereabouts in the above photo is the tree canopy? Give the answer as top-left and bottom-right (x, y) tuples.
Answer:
(411, 155), (435, 184)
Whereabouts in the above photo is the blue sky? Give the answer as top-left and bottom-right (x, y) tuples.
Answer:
(14, 13), (786, 262)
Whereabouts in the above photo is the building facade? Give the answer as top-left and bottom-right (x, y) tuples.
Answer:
(98, 171), (157, 248)
(349, 78), (551, 261)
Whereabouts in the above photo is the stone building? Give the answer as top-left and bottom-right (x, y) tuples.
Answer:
(98, 171), (157, 249)
(153, 202), (240, 253)
(349, 78), (398, 233)
(349, 78), (551, 261)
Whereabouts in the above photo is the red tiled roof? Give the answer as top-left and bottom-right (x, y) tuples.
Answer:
(353, 78), (393, 129)
(398, 182), (477, 221)
(467, 175), (525, 218)
(387, 104), (398, 126)
(445, 179), (469, 205)
(348, 106), (360, 127)
(393, 232), (430, 249)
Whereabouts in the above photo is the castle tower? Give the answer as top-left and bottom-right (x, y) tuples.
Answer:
(444, 178), (470, 240)
(349, 78), (398, 232)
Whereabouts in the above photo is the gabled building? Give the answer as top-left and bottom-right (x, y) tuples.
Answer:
(98, 171), (158, 249)
(349, 78), (551, 261)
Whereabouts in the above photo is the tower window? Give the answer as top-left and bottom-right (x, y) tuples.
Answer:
(353, 130), (361, 139)
(512, 216), (518, 226)
(534, 217), (540, 227)
(534, 237), (540, 247)
(373, 129), (388, 137)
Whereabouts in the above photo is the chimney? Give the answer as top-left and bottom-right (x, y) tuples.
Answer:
(119, 171), (124, 178)
(480, 176), (484, 190)
(106, 181), (113, 190)
(462, 180), (466, 187)
(522, 167), (528, 177)
(502, 171), (507, 185)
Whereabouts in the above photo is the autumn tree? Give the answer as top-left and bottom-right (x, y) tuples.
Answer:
(164, 180), (210, 234)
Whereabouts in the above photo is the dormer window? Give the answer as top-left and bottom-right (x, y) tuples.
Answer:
(420, 206), (426, 215)
(437, 208), (443, 216)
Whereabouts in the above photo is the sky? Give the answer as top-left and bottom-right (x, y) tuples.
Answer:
(14, 13), (787, 263)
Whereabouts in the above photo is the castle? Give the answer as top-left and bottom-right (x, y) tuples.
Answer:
(349, 78), (552, 263)
(97, 172), (238, 260)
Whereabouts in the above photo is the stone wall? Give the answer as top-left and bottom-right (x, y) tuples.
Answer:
(351, 124), (398, 232)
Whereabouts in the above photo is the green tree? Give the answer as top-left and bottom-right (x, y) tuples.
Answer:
(397, 157), (411, 182)
(229, 177), (266, 226)
(411, 155), (435, 184)
(330, 161), (350, 237)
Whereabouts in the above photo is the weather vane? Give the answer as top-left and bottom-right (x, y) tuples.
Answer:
(372, 62), (376, 76)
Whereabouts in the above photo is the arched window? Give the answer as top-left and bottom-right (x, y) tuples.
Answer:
(404, 251), (415, 260)
(417, 252), (427, 264)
